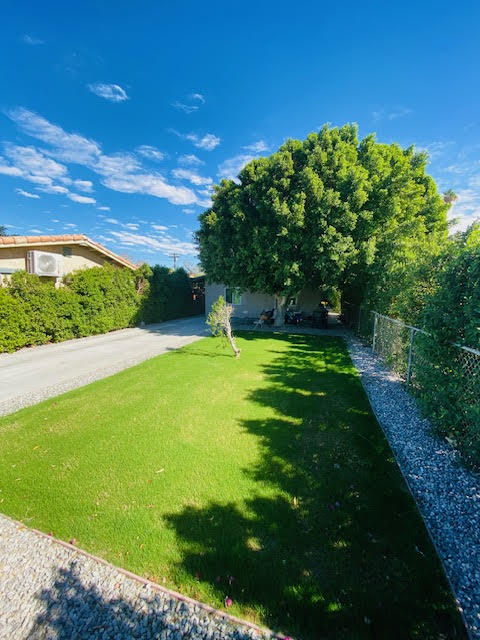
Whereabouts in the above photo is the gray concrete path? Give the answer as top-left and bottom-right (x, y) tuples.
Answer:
(0, 316), (207, 417)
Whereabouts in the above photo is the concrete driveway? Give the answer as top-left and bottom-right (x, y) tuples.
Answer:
(0, 316), (207, 416)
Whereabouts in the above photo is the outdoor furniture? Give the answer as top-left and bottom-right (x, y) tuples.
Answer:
(254, 308), (275, 328)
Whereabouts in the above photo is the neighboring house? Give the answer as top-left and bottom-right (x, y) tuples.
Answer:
(0, 234), (136, 285)
(205, 282), (324, 322)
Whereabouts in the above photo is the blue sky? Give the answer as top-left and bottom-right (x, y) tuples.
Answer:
(2, 1), (480, 267)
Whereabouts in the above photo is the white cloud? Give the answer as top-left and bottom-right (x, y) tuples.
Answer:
(243, 140), (269, 153)
(467, 175), (480, 188)
(188, 133), (220, 150)
(2, 145), (96, 204)
(448, 188), (480, 232)
(73, 179), (93, 192)
(96, 235), (117, 245)
(373, 107), (413, 121)
(196, 198), (212, 208)
(172, 130), (220, 151)
(37, 184), (69, 195)
(103, 218), (141, 231)
(64, 223), (77, 228)
(136, 145), (165, 162)
(102, 172), (196, 205)
(8, 108), (100, 164)
(97, 206), (111, 211)
(110, 230), (197, 256)
(29, 228), (43, 233)
(22, 34), (44, 45)
(178, 154), (204, 166)
(182, 208), (195, 214)
(0, 162), (22, 176)
(95, 152), (141, 175)
(172, 102), (199, 114)
(6, 108), (201, 206)
(218, 153), (256, 181)
(415, 141), (454, 160)
(4, 144), (68, 182)
(172, 168), (212, 186)
(68, 193), (96, 204)
(87, 83), (129, 102)
(152, 224), (168, 231)
(172, 93), (205, 113)
(16, 188), (40, 199)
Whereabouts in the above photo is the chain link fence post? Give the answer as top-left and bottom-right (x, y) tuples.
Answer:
(406, 327), (415, 387)
(372, 312), (378, 352)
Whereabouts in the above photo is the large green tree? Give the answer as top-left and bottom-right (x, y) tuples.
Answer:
(197, 125), (449, 323)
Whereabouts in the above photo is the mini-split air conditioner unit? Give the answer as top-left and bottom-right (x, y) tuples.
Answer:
(26, 250), (61, 277)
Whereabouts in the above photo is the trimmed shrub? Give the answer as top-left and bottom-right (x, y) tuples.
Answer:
(0, 287), (31, 352)
(140, 266), (199, 323)
(65, 264), (141, 335)
(0, 264), (199, 353)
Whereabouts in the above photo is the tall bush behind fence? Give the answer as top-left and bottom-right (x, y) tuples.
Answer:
(0, 264), (201, 353)
(342, 303), (480, 468)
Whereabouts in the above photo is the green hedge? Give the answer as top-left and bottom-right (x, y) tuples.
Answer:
(140, 265), (200, 323)
(414, 228), (480, 466)
(0, 264), (201, 353)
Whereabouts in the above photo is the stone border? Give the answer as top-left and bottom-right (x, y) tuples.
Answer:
(1, 513), (288, 639)
(345, 336), (477, 639)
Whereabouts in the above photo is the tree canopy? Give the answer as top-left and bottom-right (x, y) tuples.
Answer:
(196, 124), (449, 311)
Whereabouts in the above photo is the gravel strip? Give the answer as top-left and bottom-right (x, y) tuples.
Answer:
(346, 337), (480, 639)
(0, 515), (279, 640)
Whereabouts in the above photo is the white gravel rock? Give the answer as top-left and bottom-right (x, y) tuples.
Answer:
(347, 337), (480, 639)
(0, 516), (276, 639)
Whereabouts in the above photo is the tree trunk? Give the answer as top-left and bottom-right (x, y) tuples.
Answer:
(274, 295), (286, 326)
(225, 325), (241, 358)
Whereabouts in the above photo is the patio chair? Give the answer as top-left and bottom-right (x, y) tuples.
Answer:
(254, 309), (274, 328)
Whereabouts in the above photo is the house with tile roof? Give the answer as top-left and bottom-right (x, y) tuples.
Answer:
(0, 235), (136, 284)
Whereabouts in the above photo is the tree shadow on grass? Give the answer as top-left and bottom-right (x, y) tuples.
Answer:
(25, 561), (257, 640)
(164, 333), (467, 639)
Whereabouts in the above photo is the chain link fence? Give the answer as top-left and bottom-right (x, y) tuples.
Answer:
(342, 303), (480, 462)
(341, 302), (374, 341)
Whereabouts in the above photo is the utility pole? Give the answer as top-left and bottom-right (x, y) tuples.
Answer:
(172, 253), (178, 269)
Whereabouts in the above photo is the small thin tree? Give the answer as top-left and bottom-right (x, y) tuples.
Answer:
(206, 295), (240, 358)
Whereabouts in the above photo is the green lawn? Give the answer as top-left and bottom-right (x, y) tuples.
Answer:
(0, 332), (465, 639)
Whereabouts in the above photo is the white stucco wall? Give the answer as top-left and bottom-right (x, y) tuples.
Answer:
(0, 244), (121, 278)
(205, 283), (275, 319)
(205, 282), (324, 318)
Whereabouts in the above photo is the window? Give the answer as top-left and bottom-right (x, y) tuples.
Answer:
(287, 297), (297, 307)
(225, 287), (242, 305)
(62, 246), (72, 257)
